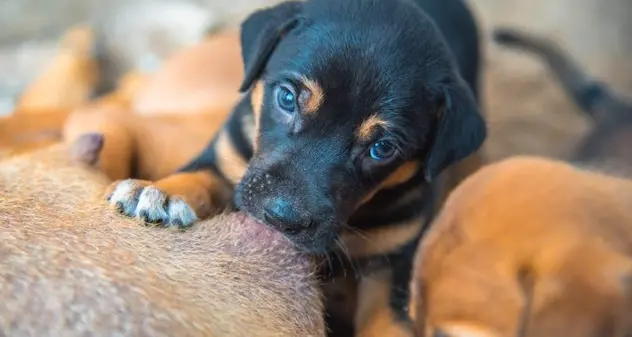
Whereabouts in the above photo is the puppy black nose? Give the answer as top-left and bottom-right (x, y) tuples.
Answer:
(263, 198), (311, 234)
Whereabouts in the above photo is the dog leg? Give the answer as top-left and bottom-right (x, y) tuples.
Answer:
(354, 269), (414, 337)
(105, 170), (231, 228)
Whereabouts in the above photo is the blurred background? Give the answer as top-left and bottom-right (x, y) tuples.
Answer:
(0, 0), (630, 161)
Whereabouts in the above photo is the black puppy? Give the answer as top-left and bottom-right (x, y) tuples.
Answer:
(108, 0), (485, 335)
(494, 28), (632, 171)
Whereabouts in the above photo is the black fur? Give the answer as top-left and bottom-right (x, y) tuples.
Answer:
(179, 0), (484, 333)
(229, 0), (485, 252)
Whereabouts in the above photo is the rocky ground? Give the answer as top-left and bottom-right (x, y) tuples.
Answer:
(1, 0), (630, 161)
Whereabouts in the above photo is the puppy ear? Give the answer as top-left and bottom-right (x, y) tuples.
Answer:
(238, 1), (302, 93)
(424, 76), (486, 182)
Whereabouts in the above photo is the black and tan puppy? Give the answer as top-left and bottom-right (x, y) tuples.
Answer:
(494, 28), (632, 170)
(106, 0), (485, 335)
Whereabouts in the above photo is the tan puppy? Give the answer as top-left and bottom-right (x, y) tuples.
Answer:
(132, 29), (243, 115)
(15, 25), (99, 112)
(0, 25), (104, 157)
(410, 156), (632, 337)
(61, 28), (245, 185)
(0, 135), (325, 337)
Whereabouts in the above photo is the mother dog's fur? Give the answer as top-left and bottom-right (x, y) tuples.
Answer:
(0, 139), (325, 337)
(410, 156), (632, 337)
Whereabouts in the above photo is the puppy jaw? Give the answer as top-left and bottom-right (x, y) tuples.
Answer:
(339, 218), (425, 258)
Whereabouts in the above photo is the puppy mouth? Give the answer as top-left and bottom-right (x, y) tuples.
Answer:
(235, 192), (339, 254)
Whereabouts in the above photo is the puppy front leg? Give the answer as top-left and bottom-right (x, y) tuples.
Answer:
(105, 170), (232, 228)
(355, 269), (415, 337)
(104, 127), (247, 227)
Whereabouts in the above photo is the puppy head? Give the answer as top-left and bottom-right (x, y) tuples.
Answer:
(234, 0), (486, 253)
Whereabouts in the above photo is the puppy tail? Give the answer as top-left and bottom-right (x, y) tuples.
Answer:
(492, 27), (615, 120)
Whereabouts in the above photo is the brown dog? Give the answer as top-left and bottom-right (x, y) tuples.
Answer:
(60, 27), (244, 184)
(0, 135), (325, 337)
(409, 156), (632, 337)
(1, 25), (241, 160)
(0, 25), (104, 157)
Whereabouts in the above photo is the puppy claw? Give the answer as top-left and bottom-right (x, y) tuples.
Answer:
(108, 179), (142, 216)
(136, 186), (169, 224)
(166, 196), (198, 228)
(106, 180), (197, 228)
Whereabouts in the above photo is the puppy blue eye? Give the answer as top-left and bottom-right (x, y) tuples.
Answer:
(369, 140), (397, 161)
(275, 84), (297, 113)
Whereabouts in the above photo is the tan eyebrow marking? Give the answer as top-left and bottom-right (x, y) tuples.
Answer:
(299, 77), (325, 115)
(356, 114), (390, 141)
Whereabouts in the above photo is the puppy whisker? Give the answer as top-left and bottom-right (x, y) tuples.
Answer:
(335, 238), (361, 278)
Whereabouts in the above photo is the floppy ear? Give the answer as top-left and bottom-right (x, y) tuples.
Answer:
(424, 76), (487, 182)
(238, 1), (303, 93)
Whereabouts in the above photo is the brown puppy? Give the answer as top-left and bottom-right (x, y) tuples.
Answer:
(132, 29), (244, 115)
(61, 28), (245, 185)
(0, 25), (104, 157)
(494, 28), (632, 171)
(15, 25), (99, 112)
(410, 156), (632, 337)
(0, 135), (325, 337)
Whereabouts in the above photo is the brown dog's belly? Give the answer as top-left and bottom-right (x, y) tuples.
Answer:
(0, 143), (325, 337)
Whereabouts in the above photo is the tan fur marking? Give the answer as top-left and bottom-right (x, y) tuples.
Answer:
(339, 218), (425, 258)
(250, 81), (265, 152)
(381, 161), (420, 188)
(300, 77), (325, 115)
(359, 161), (421, 206)
(437, 323), (501, 337)
(215, 130), (249, 185)
(242, 112), (256, 150)
(354, 270), (414, 337)
(356, 114), (389, 141)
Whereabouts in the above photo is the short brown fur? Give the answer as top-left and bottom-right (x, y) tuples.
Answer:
(0, 140), (325, 337)
(410, 156), (632, 337)
(133, 29), (244, 115)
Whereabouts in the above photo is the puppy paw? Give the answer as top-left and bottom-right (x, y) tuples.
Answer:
(106, 179), (198, 228)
